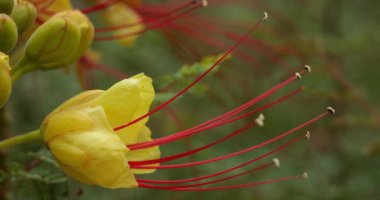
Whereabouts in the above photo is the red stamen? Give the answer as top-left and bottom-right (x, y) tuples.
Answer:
(138, 174), (305, 191)
(138, 161), (275, 188)
(138, 134), (303, 184)
(128, 87), (303, 166)
(130, 110), (329, 169)
(127, 69), (305, 150)
(94, 1), (203, 41)
(113, 14), (267, 132)
(95, 0), (197, 33)
(81, 0), (118, 14)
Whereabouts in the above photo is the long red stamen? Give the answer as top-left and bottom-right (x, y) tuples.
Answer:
(138, 161), (275, 188)
(95, 1), (198, 33)
(139, 174), (306, 191)
(127, 69), (305, 150)
(130, 110), (329, 169)
(81, 0), (118, 14)
(94, 1), (202, 41)
(129, 87), (303, 166)
(137, 134), (303, 184)
(114, 14), (267, 131)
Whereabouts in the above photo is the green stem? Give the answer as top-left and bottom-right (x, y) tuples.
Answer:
(11, 63), (36, 83)
(0, 130), (41, 150)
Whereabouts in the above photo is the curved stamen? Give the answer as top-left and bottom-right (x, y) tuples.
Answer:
(114, 14), (267, 131)
(129, 87), (303, 166)
(137, 134), (304, 184)
(130, 110), (329, 169)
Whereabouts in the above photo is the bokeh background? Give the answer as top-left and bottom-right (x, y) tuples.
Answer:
(1, 0), (379, 199)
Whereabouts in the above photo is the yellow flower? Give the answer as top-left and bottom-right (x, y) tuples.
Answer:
(41, 73), (160, 189)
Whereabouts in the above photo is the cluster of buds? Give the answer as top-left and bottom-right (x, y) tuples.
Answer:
(0, 0), (94, 108)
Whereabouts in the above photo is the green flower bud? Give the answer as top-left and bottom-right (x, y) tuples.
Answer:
(14, 10), (94, 77)
(0, 14), (18, 53)
(52, 10), (95, 62)
(0, 0), (14, 14)
(0, 52), (11, 108)
(10, 0), (37, 34)
(20, 16), (81, 70)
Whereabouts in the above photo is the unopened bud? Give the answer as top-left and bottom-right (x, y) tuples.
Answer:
(10, 0), (37, 34)
(0, 14), (18, 53)
(52, 10), (94, 62)
(0, 52), (11, 108)
(0, 0), (14, 14)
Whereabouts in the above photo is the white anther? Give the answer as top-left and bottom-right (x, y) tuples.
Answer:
(305, 131), (311, 140)
(263, 12), (269, 21)
(255, 114), (265, 127)
(302, 172), (308, 179)
(295, 72), (302, 80)
(327, 106), (336, 115)
(272, 158), (280, 168)
(304, 65), (311, 73)
(202, 0), (208, 7)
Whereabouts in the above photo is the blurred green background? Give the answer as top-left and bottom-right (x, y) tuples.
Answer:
(1, 0), (380, 199)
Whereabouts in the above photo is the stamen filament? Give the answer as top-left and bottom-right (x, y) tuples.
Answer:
(95, 1), (198, 33)
(114, 14), (266, 131)
(129, 87), (303, 166)
(137, 135), (303, 184)
(138, 174), (304, 191)
(81, 0), (118, 14)
(94, 2), (202, 41)
(130, 111), (328, 169)
(137, 161), (275, 188)
(127, 70), (306, 150)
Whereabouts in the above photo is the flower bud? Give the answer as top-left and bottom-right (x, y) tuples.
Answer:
(19, 15), (81, 71)
(0, 14), (18, 53)
(102, 3), (144, 46)
(52, 10), (95, 62)
(16, 10), (94, 72)
(0, 0), (14, 14)
(10, 0), (37, 34)
(0, 52), (11, 108)
(41, 74), (159, 189)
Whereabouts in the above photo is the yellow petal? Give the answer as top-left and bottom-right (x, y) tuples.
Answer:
(127, 126), (161, 174)
(42, 107), (138, 189)
(89, 73), (155, 145)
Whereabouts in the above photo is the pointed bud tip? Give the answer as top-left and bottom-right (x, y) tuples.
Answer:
(272, 158), (280, 168)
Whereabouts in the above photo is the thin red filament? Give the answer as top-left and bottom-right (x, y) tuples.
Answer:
(94, 1), (202, 41)
(128, 87), (303, 166)
(126, 70), (305, 151)
(138, 174), (304, 191)
(137, 134), (303, 184)
(130, 111), (328, 169)
(95, 1), (197, 33)
(81, 0), (118, 14)
(113, 15), (266, 132)
(137, 161), (275, 188)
